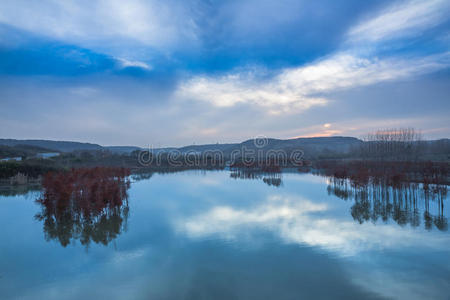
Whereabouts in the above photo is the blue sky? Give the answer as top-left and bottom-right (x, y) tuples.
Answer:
(0, 0), (449, 147)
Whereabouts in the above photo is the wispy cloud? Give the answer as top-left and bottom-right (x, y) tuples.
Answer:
(0, 0), (197, 56)
(116, 58), (152, 70)
(176, 0), (450, 113)
(177, 52), (450, 113)
(347, 0), (450, 43)
(176, 69), (328, 114)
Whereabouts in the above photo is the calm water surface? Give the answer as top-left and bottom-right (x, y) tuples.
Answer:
(0, 171), (449, 299)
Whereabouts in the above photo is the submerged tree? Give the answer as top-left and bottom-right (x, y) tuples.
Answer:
(35, 167), (131, 247)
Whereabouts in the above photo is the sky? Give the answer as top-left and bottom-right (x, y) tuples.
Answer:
(0, 0), (449, 147)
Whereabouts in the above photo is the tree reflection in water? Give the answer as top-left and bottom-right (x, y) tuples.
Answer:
(230, 169), (283, 187)
(35, 167), (131, 247)
(327, 176), (448, 231)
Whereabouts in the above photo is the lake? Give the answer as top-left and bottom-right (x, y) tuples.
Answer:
(0, 170), (449, 299)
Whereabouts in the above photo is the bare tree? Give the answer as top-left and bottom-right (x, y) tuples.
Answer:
(360, 128), (423, 160)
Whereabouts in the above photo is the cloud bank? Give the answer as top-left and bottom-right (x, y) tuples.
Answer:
(0, 0), (449, 144)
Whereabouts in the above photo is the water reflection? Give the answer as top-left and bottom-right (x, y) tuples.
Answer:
(35, 167), (131, 247)
(1, 170), (450, 299)
(327, 176), (448, 231)
(0, 183), (41, 197)
(229, 166), (448, 231)
(230, 169), (283, 187)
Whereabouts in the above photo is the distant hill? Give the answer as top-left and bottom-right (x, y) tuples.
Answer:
(0, 139), (103, 152)
(170, 136), (363, 158)
(0, 137), (363, 157)
(105, 146), (143, 154)
(2, 137), (446, 160)
(238, 136), (362, 151)
(177, 143), (238, 153)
